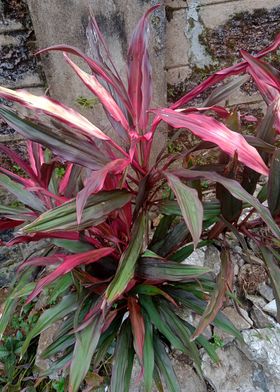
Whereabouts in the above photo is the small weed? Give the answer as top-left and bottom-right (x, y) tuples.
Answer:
(76, 95), (99, 109)
(211, 334), (225, 349)
(55, 166), (66, 179)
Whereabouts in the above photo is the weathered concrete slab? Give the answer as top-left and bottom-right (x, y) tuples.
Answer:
(26, 0), (167, 127)
(200, 0), (279, 28)
(165, 0), (188, 7)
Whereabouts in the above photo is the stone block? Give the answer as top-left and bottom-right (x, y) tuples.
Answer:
(167, 65), (192, 85)
(239, 327), (280, 392)
(165, 0), (188, 7)
(165, 9), (190, 68)
(26, 0), (166, 120)
(200, 0), (279, 29)
(202, 344), (267, 392)
(0, 33), (20, 46)
(26, 0), (167, 160)
(0, 20), (24, 33)
(1, 72), (43, 89)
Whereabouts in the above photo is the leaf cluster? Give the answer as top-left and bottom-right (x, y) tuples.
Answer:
(0, 4), (280, 391)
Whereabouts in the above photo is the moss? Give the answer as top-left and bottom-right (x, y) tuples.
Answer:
(167, 63), (219, 103)
(199, 6), (280, 67)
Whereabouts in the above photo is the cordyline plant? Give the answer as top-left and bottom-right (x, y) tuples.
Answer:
(0, 4), (280, 391)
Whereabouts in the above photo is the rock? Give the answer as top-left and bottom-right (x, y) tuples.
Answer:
(246, 295), (267, 309)
(204, 245), (221, 276)
(201, 344), (264, 392)
(35, 322), (61, 379)
(250, 306), (275, 329)
(263, 300), (277, 318)
(257, 282), (274, 302)
(183, 245), (221, 276)
(183, 247), (205, 266)
(233, 263), (239, 277)
(171, 353), (207, 392)
(178, 309), (212, 340)
(223, 307), (253, 330)
(230, 245), (245, 268)
(214, 307), (253, 345)
(0, 243), (25, 286)
(238, 327), (280, 392)
(130, 353), (207, 392)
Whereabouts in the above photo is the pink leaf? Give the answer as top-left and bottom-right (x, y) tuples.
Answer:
(0, 144), (38, 181)
(0, 166), (35, 188)
(58, 163), (73, 195)
(127, 5), (159, 130)
(64, 54), (130, 133)
(128, 297), (145, 363)
(27, 141), (44, 178)
(6, 231), (99, 247)
(76, 159), (129, 223)
(0, 87), (109, 141)
(0, 219), (24, 231)
(18, 253), (68, 272)
(172, 34), (280, 109)
(240, 50), (280, 104)
(26, 247), (114, 303)
(37, 45), (132, 113)
(155, 108), (269, 175)
(179, 105), (230, 118)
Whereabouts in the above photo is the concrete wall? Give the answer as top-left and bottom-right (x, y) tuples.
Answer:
(26, 0), (166, 136)
(165, 0), (280, 111)
(25, 0), (280, 117)
(0, 0), (45, 143)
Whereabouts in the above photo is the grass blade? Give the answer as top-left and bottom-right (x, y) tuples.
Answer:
(106, 213), (146, 303)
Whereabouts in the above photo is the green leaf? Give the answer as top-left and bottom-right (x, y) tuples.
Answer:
(52, 239), (95, 253)
(191, 249), (233, 341)
(48, 274), (73, 303)
(150, 215), (175, 247)
(40, 353), (72, 377)
(0, 174), (44, 212)
(167, 289), (242, 340)
(153, 335), (180, 392)
(21, 294), (77, 357)
(0, 204), (33, 220)
(151, 221), (189, 258)
(0, 107), (109, 171)
(106, 213), (146, 303)
(41, 333), (75, 359)
(204, 75), (249, 106)
(143, 312), (154, 392)
(94, 313), (123, 367)
(185, 321), (219, 363)
(158, 302), (202, 377)
(111, 320), (134, 392)
(140, 296), (185, 352)
(69, 311), (104, 392)
(268, 149), (280, 217)
(260, 247), (280, 322)
(164, 173), (203, 247)
(136, 258), (210, 282)
(22, 190), (132, 233)
(158, 200), (221, 221)
(172, 169), (280, 239)
(133, 284), (177, 305)
(0, 271), (33, 338)
(0, 346), (9, 359)
(170, 240), (211, 262)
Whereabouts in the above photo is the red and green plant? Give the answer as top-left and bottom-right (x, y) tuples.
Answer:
(0, 4), (280, 391)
